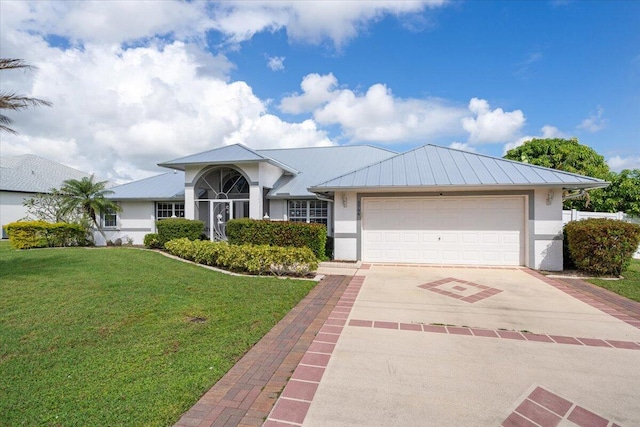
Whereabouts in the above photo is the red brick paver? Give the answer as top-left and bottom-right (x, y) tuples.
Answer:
(502, 386), (619, 427)
(173, 275), (351, 427)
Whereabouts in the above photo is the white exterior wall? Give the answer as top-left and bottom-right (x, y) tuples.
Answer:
(533, 188), (564, 271)
(99, 201), (155, 245)
(269, 199), (287, 220)
(333, 191), (358, 261)
(0, 191), (31, 238)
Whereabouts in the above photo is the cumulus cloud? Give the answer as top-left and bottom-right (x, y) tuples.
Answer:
(607, 155), (640, 172)
(266, 56), (285, 71)
(502, 124), (570, 154)
(212, 1), (450, 47)
(0, 0), (213, 46)
(279, 73), (467, 142)
(449, 142), (477, 152)
(577, 105), (607, 132)
(0, 0), (452, 50)
(0, 39), (330, 182)
(462, 98), (526, 144)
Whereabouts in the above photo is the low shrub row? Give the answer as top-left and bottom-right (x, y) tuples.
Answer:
(565, 218), (640, 276)
(156, 218), (204, 246)
(227, 219), (327, 259)
(4, 221), (89, 249)
(164, 238), (318, 276)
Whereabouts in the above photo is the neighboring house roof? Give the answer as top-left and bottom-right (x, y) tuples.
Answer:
(255, 145), (397, 198)
(109, 171), (185, 200)
(310, 144), (609, 191)
(0, 154), (90, 193)
(159, 144), (299, 175)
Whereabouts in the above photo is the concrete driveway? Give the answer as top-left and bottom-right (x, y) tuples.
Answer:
(265, 265), (640, 427)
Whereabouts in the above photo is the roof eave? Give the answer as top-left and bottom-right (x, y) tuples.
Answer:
(309, 182), (610, 193)
(157, 158), (299, 175)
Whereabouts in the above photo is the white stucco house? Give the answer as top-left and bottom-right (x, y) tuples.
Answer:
(104, 143), (607, 271)
(0, 154), (90, 238)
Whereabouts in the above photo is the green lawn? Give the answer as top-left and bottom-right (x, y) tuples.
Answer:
(588, 259), (640, 302)
(0, 242), (315, 426)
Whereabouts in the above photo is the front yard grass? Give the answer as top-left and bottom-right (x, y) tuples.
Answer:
(588, 259), (640, 302)
(0, 241), (315, 426)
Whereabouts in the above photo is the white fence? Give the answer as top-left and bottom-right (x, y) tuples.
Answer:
(562, 210), (640, 259)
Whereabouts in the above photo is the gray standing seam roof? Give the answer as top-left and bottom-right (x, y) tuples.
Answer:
(159, 144), (299, 174)
(255, 145), (397, 198)
(108, 171), (185, 200)
(0, 154), (90, 193)
(310, 144), (609, 190)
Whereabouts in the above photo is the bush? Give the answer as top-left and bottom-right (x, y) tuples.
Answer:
(156, 218), (204, 245)
(226, 219), (327, 259)
(4, 221), (88, 249)
(564, 218), (640, 276)
(164, 238), (318, 276)
(143, 233), (162, 249)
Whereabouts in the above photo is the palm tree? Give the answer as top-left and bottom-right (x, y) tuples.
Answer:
(0, 58), (52, 134)
(60, 175), (121, 242)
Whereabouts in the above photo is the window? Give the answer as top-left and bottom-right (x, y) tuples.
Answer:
(157, 202), (185, 219)
(103, 207), (117, 228)
(288, 200), (328, 227)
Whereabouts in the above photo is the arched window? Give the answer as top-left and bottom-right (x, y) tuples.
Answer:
(195, 168), (249, 200)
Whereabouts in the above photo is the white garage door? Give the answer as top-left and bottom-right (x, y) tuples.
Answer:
(362, 197), (525, 266)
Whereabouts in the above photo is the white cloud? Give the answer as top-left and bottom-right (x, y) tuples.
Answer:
(0, 40), (330, 183)
(279, 73), (467, 142)
(448, 142), (477, 152)
(502, 124), (570, 154)
(607, 155), (640, 172)
(212, 1), (450, 47)
(266, 56), (285, 71)
(462, 98), (526, 144)
(0, 1), (450, 49)
(0, 0), (213, 46)
(577, 105), (607, 132)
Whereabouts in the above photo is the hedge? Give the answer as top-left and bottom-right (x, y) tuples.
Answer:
(155, 218), (204, 245)
(564, 218), (640, 276)
(4, 221), (89, 249)
(164, 238), (318, 277)
(226, 219), (327, 259)
(143, 233), (162, 249)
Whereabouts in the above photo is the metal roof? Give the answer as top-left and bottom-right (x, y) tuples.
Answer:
(109, 171), (185, 200)
(0, 154), (90, 193)
(310, 144), (609, 191)
(256, 145), (397, 198)
(159, 144), (298, 174)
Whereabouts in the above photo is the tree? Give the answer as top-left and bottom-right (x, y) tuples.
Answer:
(504, 137), (610, 179)
(504, 138), (640, 214)
(0, 58), (52, 134)
(23, 190), (84, 223)
(59, 175), (121, 241)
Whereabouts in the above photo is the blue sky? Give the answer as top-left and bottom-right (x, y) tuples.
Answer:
(1, 0), (638, 182)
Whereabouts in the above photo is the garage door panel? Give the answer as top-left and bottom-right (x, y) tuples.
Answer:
(362, 196), (524, 266)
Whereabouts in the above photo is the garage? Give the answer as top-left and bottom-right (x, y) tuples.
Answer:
(362, 196), (525, 266)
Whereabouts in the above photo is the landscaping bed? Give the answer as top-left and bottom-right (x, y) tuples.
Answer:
(0, 241), (314, 425)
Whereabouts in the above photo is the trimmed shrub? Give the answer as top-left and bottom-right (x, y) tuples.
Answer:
(143, 233), (162, 249)
(156, 218), (204, 245)
(4, 221), (88, 249)
(164, 238), (318, 276)
(564, 218), (640, 276)
(226, 219), (327, 259)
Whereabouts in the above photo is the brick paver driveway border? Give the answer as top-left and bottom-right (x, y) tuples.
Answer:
(174, 275), (351, 427)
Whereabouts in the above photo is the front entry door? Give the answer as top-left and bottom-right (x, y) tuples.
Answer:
(210, 200), (232, 241)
